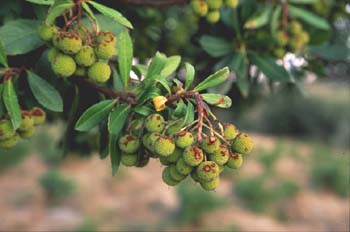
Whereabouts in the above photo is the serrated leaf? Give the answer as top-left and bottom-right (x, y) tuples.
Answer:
(117, 30), (133, 88)
(181, 102), (194, 127)
(75, 99), (116, 131)
(0, 19), (44, 55)
(161, 56), (181, 78)
(0, 39), (8, 67)
(244, 4), (273, 29)
(27, 71), (63, 112)
(26, 0), (54, 5)
(288, 5), (330, 30)
(199, 36), (233, 57)
(201, 93), (232, 108)
(3, 79), (22, 129)
(46, 0), (73, 24)
(193, 67), (229, 92)
(184, 62), (195, 90)
(108, 104), (130, 135)
(88, 1), (133, 29)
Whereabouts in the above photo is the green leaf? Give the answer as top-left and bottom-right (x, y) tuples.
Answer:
(111, 67), (124, 91)
(237, 77), (250, 98)
(27, 71), (63, 112)
(99, 122), (109, 159)
(81, 2), (96, 21)
(145, 52), (167, 83)
(248, 51), (290, 82)
(193, 67), (229, 92)
(0, 19), (44, 55)
(0, 39), (8, 67)
(3, 79), (22, 129)
(270, 5), (282, 34)
(161, 56), (181, 78)
(244, 4), (273, 29)
(174, 99), (186, 117)
(88, 1), (133, 29)
(308, 44), (350, 62)
(26, 0), (54, 5)
(132, 64), (148, 78)
(75, 99), (116, 131)
(0, 84), (5, 118)
(117, 30), (133, 88)
(288, 5), (330, 30)
(288, 0), (317, 4)
(133, 105), (153, 116)
(199, 36), (233, 57)
(109, 132), (121, 175)
(201, 93), (232, 108)
(155, 77), (171, 94)
(229, 52), (245, 77)
(108, 104), (130, 135)
(181, 102), (194, 127)
(46, 0), (74, 25)
(184, 62), (195, 90)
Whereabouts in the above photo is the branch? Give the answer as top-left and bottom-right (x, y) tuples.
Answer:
(119, 0), (190, 8)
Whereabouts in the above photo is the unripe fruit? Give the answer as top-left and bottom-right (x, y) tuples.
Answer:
(146, 132), (161, 151)
(88, 62), (111, 83)
(273, 48), (286, 59)
(207, 0), (223, 10)
(0, 134), (19, 149)
(96, 31), (117, 44)
(225, 0), (239, 8)
(176, 158), (193, 175)
(209, 145), (229, 165)
(159, 156), (172, 165)
(128, 119), (144, 137)
(166, 147), (183, 163)
(145, 114), (165, 133)
(191, 170), (201, 182)
(118, 134), (140, 154)
(289, 37), (304, 52)
(191, 0), (209, 17)
(38, 24), (58, 42)
(223, 123), (239, 140)
(227, 152), (243, 169)
(0, 120), (15, 141)
(52, 54), (77, 77)
(74, 66), (86, 76)
(75, 45), (96, 67)
(121, 152), (138, 167)
(300, 31), (310, 44)
(275, 31), (289, 46)
(154, 136), (175, 157)
(196, 161), (220, 182)
(218, 165), (225, 173)
(174, 131), (194, 148)
(200, 177), (220, 191)
(19, 111), (34, 131)
(18, 127), (35, 139)
(289, 21), (302, 35)
(48, 47), (59, 63)
(56, 31), (82, 54)
(95, 42), (116, 60)
(231, 132), (253, 154)
(31, 107), (46, 126)
(206, 11), (220, 24)
(162, 166), (180, 186)
(170, 165), (187, 181)
(201, 136), (221, 154)
(183, 146), (204, 166)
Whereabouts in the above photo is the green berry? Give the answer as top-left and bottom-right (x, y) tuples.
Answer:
(38, 24), (58, 42)
(176, 158), (193, 175)
(206, 10), (220, 24)
(174, 131), (194, 148)
(170, 165), (187, 181)
(56, 32), (82, 55)
(121, 152), (138, 167)
(191, 0), (208, 17)
(95, 42), (116, 60)
(275, 31), (289, 46)
(201, 136), (221, 154)
(162, 166), (180, 186)
(48, 47), (59, 63)
(0, 120), (15, 141)
(19, 111), (34, 131)
(218, 165), (225, 173)
(207, 0), (223, 10)
(0, 134), (19, 149)
(223, 123), (239, 140)
(159, 156), (172, 165)
(31, 107), (46, 126)
(154, 136), (175, 157)
(167, 147), (183, 163)
(208, 145), (229, 165)
(273, 48), (286, 59)
(75, 45), (96, 67)
(146, 132), (161, 151)
(289, 21), (302, 35)
(118, 134), (140, 154)
(196, 161), (220, 182)
(183, 146), (204, 166)
(88, 62), (111, 83)
(18, 127), (35, 139)
(191, 170), (201, 182)
(300, 31), (310, 44)
(128, 119), (144, 137)
(225, 0), (239, 8)
(96, 31), (116, 44)
(231, 132), (253, 154)
(52, 54), (76, 77)
(227, 152), (243, 169)
(200, 177), (220, 191)
(145, 114), (165, 133)
(74, 66), (86, 76)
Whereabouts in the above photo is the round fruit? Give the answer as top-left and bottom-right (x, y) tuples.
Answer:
(223, 123), (239, 140)
(18, 127), (35, 139)
(19, 111), (34, 131)
(289, 21), (302, 35)
(47, 47), (59, 62)
(191, 0), (208, 17)
(88, 62), (111, 83)
(31, 107), (46, 126)
(0, 120), (15, 141)
(96, 31), (116, 44)
(75, 45), (96, 67)
(74, 66), (86, 76)
(227, 152), (243, 169)
(207, 0), (223, 10)
(176, 158), (193, 175)
(273, 47), (286, 59)
(231, 132), (253, 154)
(196, 161), (220, 182)
(225, 0), (239, 8)
(95, 42), (116, 60)
(200, 177), (220, 191)
(154, 136), (175, 157)
(174, 131), (194, 148)
(206, 11), (220, 24)
(166, 147), (183, 163)
(162, 166), (180, 186)
(275, 31), (289, 46)
(201, 136), (221, 154)
(170, 165), (187, 181)
(38, 24), (58, 42)
(191, 170), (201, 182)
(183, 146), (204, 166)
(208, 145), (229, 165)
(146, 132), (161, 151)
(128, 119), (144, 137)
(159, 156), (172, 165)
(300, 31), (310, 44)
(121, 152), (138, 167)
(144, 114), (165, 133)
(118, 134), (140, 154)
(52, 54), (77, 77)
(0, 134), (19, 149)
(56, 31), (82, 54)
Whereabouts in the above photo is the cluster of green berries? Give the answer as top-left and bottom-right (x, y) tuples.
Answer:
(38, 23), (116, 83)
(0, 107), (46, 149)
(191, 0), (238, 24)
(272, 20), (310, 58)
(117, 113), (253, 191)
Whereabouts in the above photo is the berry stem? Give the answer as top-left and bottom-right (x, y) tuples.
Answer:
(202, 124), (231, 146)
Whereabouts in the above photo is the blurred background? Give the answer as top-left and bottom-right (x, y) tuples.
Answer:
(0, 0), (349, 231)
